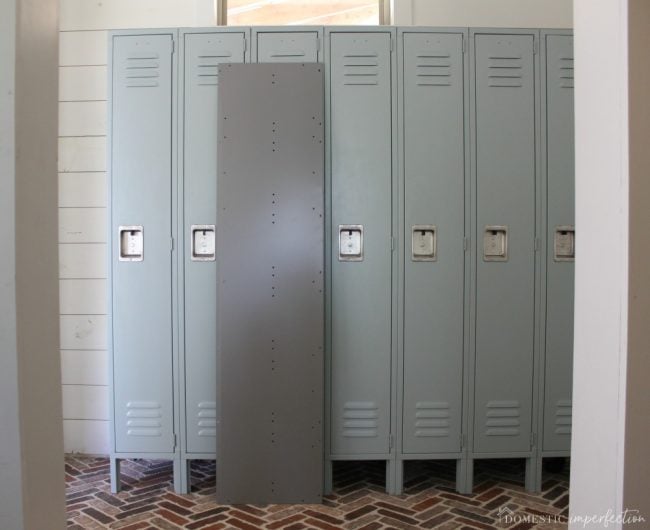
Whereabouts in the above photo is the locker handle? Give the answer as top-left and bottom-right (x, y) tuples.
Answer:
(411, 225), (437, 261)
(191, 224), (216, 261)
(338, 225), (363, 262)
(483, 225), (508, 262)
(554, 225), (575, 261)
(119, 226), (143, 262)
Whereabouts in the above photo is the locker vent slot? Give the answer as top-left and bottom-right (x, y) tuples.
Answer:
(270, 50), (306, 58)
(195, 51), (233, 86)
(342, 54), (379, 86)
(342, 401), (378, 437)
(485, 400), (521, 436)
(554, 399), (572, 435)
(558, 57), (574, 89)
(125, 53), (160, 88)
(126, 401), (162, 437)
(197, 401), (217, 437)
(487, 55), (523, 88)
(415, 52), (452, 87)
(414, 402), (450, 438)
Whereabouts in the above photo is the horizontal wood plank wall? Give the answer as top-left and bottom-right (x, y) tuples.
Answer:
(58, 0), (211, 454)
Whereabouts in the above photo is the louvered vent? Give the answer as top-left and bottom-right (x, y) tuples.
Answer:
(559, 57), (574, 89)
(485, 400), (521, 436)
(126, 401), (162, 437)
(343, 54), (379, 86)
(125, 52), (160, 88)
(554, 399), (572, 435)
(415, 52), (452, 87)
(196, 401), (217, 437)
(414, 401), (450, 438)
(342, 401), (378, 437)
(487, 55), (523, 88)
(195, 50), (232, 86)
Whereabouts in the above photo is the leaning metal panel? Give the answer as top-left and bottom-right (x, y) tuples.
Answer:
(216, 63), (324, 504)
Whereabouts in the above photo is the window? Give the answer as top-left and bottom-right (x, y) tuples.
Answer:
(223, 0), (386, 26)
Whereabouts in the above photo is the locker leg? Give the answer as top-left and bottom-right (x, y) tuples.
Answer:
(463, 457), (474, 494)
(456, 457), (472, 495)
(324, 459), (333, 495)
(385, 459), (399, 495)
(525, 456), (542, 493)
(110, 457), (121, 494)
(173, 457), (191, 494)
(393, 459), (404, 495)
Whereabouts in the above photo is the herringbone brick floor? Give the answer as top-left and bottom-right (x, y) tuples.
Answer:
(65, 457), (569, 529)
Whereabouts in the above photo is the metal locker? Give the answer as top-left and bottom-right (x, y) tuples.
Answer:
(472, 32), (538, 455)
(180, 30), (247, 460)
(254, 28), (321, 63)
(109, 33), (176, 457)
(401, 31), (467, 456)
(328, 30), (395, 457)
(216, 63), (324, 504)
(542, 32), (574, 454)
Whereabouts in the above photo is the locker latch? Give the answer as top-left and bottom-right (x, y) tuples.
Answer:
(411, 225), (437, 261)
(338, 225), (363, 261)
(554, 225), (575, 261)
(191, 224), (216, 261)
(483, 225), (508, 261)
(119, 226), (144, 262)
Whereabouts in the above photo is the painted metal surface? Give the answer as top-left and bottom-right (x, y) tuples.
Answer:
(216, 63), (324, 504)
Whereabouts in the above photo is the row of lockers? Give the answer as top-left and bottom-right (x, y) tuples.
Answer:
(108, 26), (574, 495)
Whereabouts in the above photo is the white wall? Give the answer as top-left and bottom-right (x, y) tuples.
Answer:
(570, 0), (629, 525)
(58, 0), (214, 454)
(392, 0), (572, 27)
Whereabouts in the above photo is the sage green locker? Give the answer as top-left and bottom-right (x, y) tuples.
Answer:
(401, 31), (466, 454)
(254, 28), (321, 62)
(542, 32), (574, 453)
(182, 30), (247, 456)
(472, 32), (537, 454)
(110, 33), (176, 455)
(329, 30), (394, 455)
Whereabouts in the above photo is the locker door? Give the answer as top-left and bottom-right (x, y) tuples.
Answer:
(111, 34), (174, 453)
(256, 31), (319, 62)
(473, 33), (537, 454)
(330, 32), (393, 455)
(402, 32), (465, 454)
(183, 32), (246, 455)
(543, 34), (574, 452)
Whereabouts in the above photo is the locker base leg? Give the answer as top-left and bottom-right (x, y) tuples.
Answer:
(462, 457), (474, 495)
(110, 457), (121, 494)
(385, 459), (400, 495)
(324, 459), (333, 496)
(392, 459), (404, 495)
(456, 457), (472, 495)
(173, 457), (191, 494)
(525, 456), (542, 493)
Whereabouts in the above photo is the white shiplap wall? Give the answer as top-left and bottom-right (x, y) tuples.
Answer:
(58, 0), (213, 454)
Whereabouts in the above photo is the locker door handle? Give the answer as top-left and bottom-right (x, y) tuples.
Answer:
(411, 225), (437, 261)
(118, 226), (144, 262)
(483, 225), (508, 261)
(554, 225), (575, 261)
(190, 224), (216, 261)
(338, 225), (363, 261)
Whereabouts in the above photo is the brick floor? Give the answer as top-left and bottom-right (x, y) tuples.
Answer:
(65, 457), (569, 529)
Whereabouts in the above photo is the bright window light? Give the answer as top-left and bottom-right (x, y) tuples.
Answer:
(226, 0), (381, 26)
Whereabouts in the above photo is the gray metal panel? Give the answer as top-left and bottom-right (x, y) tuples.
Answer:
(256, 31), (319, 62)
(473, 33), (537, 454)
(111, 34), (175, 453)
(329, 31), (393, 455)
(543, 33), (574, 452)
(401, 32), (465, 454)
(216, 63), (324, 504)
(182, 31), (246, 455)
